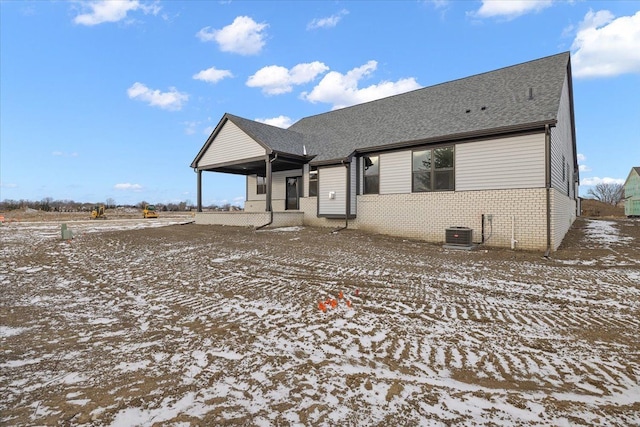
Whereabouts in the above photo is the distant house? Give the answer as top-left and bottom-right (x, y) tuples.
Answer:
(624, 167), (640, 217)
(191, 52), (579, 252)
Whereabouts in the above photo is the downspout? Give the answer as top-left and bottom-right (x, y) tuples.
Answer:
(333, 159), (351, 232)
(256, 153), (277, 230)
(544, 124), (552, 257)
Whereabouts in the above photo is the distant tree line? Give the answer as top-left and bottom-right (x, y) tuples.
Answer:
(586, 183), (624, 206)
(0, 198), (241, 212)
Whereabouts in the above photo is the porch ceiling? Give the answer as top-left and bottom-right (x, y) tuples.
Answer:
(201, 156), (306, 176)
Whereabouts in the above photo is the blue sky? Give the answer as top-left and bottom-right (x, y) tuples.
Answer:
(1, 0), (639, 207)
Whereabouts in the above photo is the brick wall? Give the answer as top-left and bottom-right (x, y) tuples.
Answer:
(194, 212), (303, 227)
(298, 197), (345, 228)
(195, 212), (269, 226)
(299, 189), (549, 251)
(243, 189), (557, 251)
(245, 199), (287, 212)
(550, 188), (577, 250)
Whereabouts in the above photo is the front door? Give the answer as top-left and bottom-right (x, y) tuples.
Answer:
(286, 176), (301, 210)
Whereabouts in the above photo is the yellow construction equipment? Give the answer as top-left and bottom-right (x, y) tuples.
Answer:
(91, 205), (107, 219)
(143, 204), (158, 219)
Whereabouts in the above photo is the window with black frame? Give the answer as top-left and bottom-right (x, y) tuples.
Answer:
(412, 146), (454, 192)
(308, 166), (318, 197)
(256, 175), (267, 195)
(363, 155), (379, 194)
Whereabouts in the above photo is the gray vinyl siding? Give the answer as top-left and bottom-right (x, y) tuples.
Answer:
(247, 174), (266, 201)
(456, 134), (545, 191)
(198, 121), (265, 168)
(247, 170), (301, 201)
(318, 166), (346, 216)
(550, 74), (575, 198)
(380, 151), (412, 194)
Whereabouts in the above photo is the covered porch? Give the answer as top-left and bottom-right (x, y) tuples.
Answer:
(191, 113), (311, 227)
(195, 152), (306, 211)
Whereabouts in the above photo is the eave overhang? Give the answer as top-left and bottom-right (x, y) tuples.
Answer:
(196, 152), (310, 176)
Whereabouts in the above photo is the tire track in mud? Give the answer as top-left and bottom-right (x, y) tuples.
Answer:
(237, 244), (640, 401)
(3, 220), (640, 426)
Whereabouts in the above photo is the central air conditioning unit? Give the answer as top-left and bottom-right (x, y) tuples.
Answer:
(445, 227), (473, 246)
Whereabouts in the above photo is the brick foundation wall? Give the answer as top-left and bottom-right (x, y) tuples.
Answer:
(249, 188), (556, 251)
(350, 189), (548, 251)
(299, 197), (345, 228)
(195, 212), (270, 227)
(245, 199), (286, 212)
(550, 188), (577, 250)
(195, 212), (303, 228)
(298, 189), (547, 250)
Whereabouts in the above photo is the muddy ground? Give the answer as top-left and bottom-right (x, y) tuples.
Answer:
(1, 215), (639, 426)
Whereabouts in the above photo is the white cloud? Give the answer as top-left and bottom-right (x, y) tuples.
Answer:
(183, 121), (198, 135)
(473, 0), (553, 20)
(430, 0), (450, 9)
(577, 153), (591, 172)
(247, 62), (329, 95)
(581, 176), (625, 186)
(127, 82), (188, 111)
(73, 0), (160, 26)
(571, 10), (640, 78)
(52, 151), (79, 157)
(196, 16), (267, 56)
(255, 115), (294, 128)
(114, 183), (143, 191)
(0, 182), (18, 189)
(301, 60), (422, 110)
(193, 67), (233, 84)
(307, 9), (349, 30)
(184, 120), (215, 136)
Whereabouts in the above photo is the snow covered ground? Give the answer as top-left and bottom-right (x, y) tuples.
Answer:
(1, 217), (639, 426)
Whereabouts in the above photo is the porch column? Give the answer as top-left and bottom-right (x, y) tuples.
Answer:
(197, 169), (202, 212)
(345, 160), (351, 217)
(265, 154), (272, 212)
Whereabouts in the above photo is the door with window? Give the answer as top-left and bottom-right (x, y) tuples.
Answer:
(286, 176), (302, 210)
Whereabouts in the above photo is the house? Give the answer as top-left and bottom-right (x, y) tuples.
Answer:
(624, 167), (640, 217)
(191, 52), (579, 252)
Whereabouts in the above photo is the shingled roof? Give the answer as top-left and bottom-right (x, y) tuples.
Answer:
(224, 114), (307, 157)
(290, 51), (571, 163)
(195, 52), (571, 167)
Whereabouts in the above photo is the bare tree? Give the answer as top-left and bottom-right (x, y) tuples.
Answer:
(587, 183), (624, 205)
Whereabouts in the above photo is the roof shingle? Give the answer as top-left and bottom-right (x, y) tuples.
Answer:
(289, 52), (570, 162)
